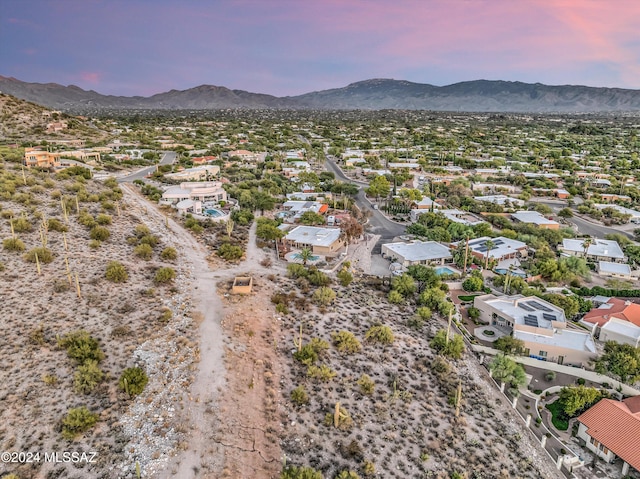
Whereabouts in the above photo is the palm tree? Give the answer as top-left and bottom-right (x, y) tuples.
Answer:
(581, 237), (593, 258)
(299, 247), (314, 266)
(484, 239), (495, 270)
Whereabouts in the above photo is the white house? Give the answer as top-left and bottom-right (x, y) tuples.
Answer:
(381, 241), (452, 267)
(284, 226), (344, 257)
(473, 294), (597, 366)
(560, 239), (625, 263)
(597, 261), (632, 280)
(164, 165), (220, 181)
(511, 211), (560, 229)
(160, 181), (227, 205)
(474, 195), (525, 208)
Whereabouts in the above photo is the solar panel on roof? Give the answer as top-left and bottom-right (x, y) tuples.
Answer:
(542, 313), (556, 321)
(477, 246), (488, 252)
(519, 303), (535, 312)
(528, 301), (552, 312)
(493, 240), (504, 245)
(523, 315), (539, 327)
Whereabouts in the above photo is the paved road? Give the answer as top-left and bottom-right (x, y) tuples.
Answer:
(325, 157), (405, 252)
(116, 151), (177, 183)
(528, 199), (633, 239)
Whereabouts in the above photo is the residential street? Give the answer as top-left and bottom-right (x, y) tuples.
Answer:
(116, 151), (177, 183)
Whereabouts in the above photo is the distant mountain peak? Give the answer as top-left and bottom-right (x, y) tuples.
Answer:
(2, 76), (640, 113)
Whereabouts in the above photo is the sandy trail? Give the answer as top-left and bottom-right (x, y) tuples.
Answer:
(122, 185), (283, 478)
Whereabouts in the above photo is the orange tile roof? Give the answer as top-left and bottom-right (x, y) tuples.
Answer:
(583, 298), (640, 327)
(578, 398), (640, 471)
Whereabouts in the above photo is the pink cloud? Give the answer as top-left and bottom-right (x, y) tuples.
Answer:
(23, 48), (37, 56)
(80, 71), (101, 84)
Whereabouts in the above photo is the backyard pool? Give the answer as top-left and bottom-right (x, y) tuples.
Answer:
(435, 266), (458, 276)
(293, 252), (320, 262)
(205, 209), (225, 218)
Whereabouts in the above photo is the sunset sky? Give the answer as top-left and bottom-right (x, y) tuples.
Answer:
(2, 0), (640, 97)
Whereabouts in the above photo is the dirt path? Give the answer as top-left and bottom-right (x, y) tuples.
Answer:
(122, 185), (284, 478)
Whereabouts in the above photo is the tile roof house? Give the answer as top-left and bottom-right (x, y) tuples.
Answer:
(581, 298), (640, 347)
(577, 397), (640, 476)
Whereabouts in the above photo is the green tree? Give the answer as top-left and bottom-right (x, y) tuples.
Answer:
(461, 276), (483, 292)
(298, 247), (314, 266)
(594, 341), (640, 384)
(494, 335), (525, 355)
(489, 354), (527, 393)
(299, 211), (326, 225)
(253, 192), (276, 215)
(558, 385), (603, 417)
(365, 175), (390, 201)
(558, 207), (574, 218)
(391, 273), (417, 297)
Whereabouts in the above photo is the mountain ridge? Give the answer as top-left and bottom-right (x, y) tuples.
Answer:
(2, 75), (640, 113)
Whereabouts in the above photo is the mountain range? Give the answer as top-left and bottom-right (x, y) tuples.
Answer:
(2, 76), (640, 113)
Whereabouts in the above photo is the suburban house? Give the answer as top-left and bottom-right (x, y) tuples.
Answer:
(600, 194), (632, 203)
(284, 226), (344, 257)
(511, 211), (560, 230)
(23, 147), (61, 168)
(473, 294), (597, 366)
(581, 298), (640, 347)
(227, 150), (266, 163)
(597, 261), (633, 280)
(280, 200), (328, 223)
(577, 396), (640, 476)
(473, 195), (525, 208)
(560, 239), (625, 263)
(456, 236), (528, 263)
(412, 196), (441, 210)
(594, 204), (640, 223)
(164, 165), (220, 181)
(191, 156), (218, 165)
(381, 241), (452, 267)
(160, 181), (227, 205)
(413, 208), (485, 226)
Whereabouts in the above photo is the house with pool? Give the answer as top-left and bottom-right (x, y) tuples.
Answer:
(473, 294), (597, 366)
(160, 181), (227, 205)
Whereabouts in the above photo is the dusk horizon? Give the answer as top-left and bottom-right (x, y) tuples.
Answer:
(3, 0), (640, 97)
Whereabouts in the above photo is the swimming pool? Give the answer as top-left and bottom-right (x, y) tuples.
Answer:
(293, 252), (320, 261)
(205, 209), (225, 218)
(435, 266), (458, 276)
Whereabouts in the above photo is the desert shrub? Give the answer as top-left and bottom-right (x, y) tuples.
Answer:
(47, 217), (68, 232)
(307, 364), (337, 382)
(11, 217), (32, 232)
(313, 286), (336, 306)
(280, 465), (323, 479)
(90, 225), (110, 241)
(119, 367), (149, 396)
(430, 330), (465, 359)
(89, 239), (101, 249)
(217, 242), (243, 261)
(58, 330), (104, 364)
(308, 270), (331, 286)
(95, 213), (112, 225)
(287, 263), (308, 279)
(545, 371), (557, 381)
(3, 237), (25, 252)
(324, 404), (353, 430)
(0, 261), (4, 272)
(138, 234), (159, 247)
(337, 269), (353, 287)
(78, 211), (96, 228)
(357, 374), (375, 395)
(24, 247), (54, 263)
(388, 289), (404, 304)
(159, 307), (173, 323)
(73, 360), (104, 394)
(365, 325), (394, 345)
(160, 246), (178, 261)
(134, 243), (154, 260)
(134, 224), (150, 237)
(53, 279), (71, 293)
(336, 471), (360, 479)
(61, 407), (99, 440)
(331, 330), (362, 354)
(290, 385), (309, 406)
(154, 267), (176, 284)
(105, 261), (128, 283)
(294, 338), (329, 365)
(362, 461), (375, 476)
(231, 208), (254, 226)
(42, 374), (58, 385)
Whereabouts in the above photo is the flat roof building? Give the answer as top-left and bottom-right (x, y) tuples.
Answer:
(381, 241), (452, 267)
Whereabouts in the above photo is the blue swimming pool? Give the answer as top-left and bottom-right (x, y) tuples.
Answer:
(205, 209), (225, 218)
(435, 266), (457, 276)
(294, 252), (320, 261)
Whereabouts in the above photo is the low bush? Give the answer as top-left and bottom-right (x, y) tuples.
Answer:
(154, 267), (176, 284)
(119, 367), (149, 396)
(73, 360), (104, 394)
(331, 330), (362, 354)
(58, 330), (104, 364)
(61, 407), (99, 440)
(160, 246), (178, 261)
(3, 237), (25, 252)
(290, 385), (309, 406)
(89, 225), (110, 241)
(105, 261), (128, 283)
(365, 325), (394, 345)
(24, 247), (54, 263)
(217, 243), (243, 261)
(134, 243), (153, 260)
